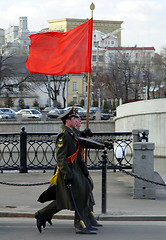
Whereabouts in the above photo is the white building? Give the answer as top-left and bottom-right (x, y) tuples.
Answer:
(92, 30), (119, 72)
(0, 17), (67, 108)
(105, 46), (155, 65)
(2, 17), (36, 56)
(92, 29), (118, 48)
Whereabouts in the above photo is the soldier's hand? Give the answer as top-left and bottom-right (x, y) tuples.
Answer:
(82, 128), (93, 137)
(103, 141), (113, 150)
(64, 179), (72, 188)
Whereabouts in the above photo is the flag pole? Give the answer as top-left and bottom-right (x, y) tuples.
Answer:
(86, 2), (95, 130)
(85, 2), (95, 164)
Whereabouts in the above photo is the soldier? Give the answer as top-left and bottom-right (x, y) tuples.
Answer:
(35, 107), (96, 234)
(73, 110), (114, 226)
(73, 113), (103, 228)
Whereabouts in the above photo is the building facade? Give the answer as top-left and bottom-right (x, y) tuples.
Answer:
(0, 16), (157, 108)
(48, 18), (123, 46)
(105, 47), (155, 64)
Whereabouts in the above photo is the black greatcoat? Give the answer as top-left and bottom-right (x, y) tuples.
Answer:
(38, 126), (91, 211)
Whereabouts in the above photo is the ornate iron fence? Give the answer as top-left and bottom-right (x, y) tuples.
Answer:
(0, 127), (132, 173)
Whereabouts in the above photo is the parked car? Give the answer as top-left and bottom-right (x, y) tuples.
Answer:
(58, 109), (65, 115)
(100, 110), (111, 120)
(89, 107), (111, 120)
(31, 107), (41, 112)
(30, 109), (42, 117)
(0, 108), (16, 119)
(15, 109), (42, 120)
(63, 106), (95, 120)
(47, 108), (61, 119)
(42, 107), (57, 114)
(0, 110), (11, 119)
(89, 107), (100, 117)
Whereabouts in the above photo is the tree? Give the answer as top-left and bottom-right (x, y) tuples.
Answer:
(0, 47), (18, 93)
(0, 49), (43, 101)
(33, 99), (39, 108)
(103, 99), (109, 113)
(4, 93), (14, 107)
(80, 99), (84, 107)
(159, 47), (166, 97)
(32, 74), (70, 108)
(18, 98), (25, 109)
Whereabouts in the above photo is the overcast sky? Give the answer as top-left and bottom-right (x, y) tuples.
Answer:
(0, 0), (166, 53)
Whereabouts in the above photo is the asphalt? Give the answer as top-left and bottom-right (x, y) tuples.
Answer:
(0, 170), (166, 221)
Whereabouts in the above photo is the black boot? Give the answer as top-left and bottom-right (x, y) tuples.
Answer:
(35, 212), (46, 233)
(87, 225), (98, 231)
(91, 219), (103, 227)
(47, 218), (53, 226)
(75, 227), (97, 234)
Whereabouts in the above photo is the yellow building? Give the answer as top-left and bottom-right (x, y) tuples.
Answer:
(68, 74), (86, 105)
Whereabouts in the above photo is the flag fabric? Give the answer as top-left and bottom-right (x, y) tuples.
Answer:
(25, 18), (93, 75)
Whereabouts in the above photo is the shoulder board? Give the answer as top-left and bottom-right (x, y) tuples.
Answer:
(57, 137), (63, 148)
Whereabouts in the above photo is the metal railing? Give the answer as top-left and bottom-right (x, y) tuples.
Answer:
(0, 127), (133, 173)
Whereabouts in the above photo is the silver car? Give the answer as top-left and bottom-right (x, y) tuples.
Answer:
(16, 109), (42, 120)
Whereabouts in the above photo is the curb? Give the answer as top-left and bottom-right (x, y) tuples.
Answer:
(1, 212), (166, 221)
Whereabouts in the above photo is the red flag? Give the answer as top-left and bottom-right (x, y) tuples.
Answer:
(25, 18), (93, 75)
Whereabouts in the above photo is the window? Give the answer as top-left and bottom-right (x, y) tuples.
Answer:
(73, 82), (77, 91)
(92, 55), (96, 61)
(126, 53), (129, 58)
(99, 55), (103, 62)
(73, 96), (77, 104)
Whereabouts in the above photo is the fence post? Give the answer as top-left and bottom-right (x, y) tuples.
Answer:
(20, 127), (27, 173)
(101, 149), (107, 214)
(133, 141), (155, 199)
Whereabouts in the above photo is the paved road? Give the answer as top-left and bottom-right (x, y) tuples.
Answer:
(1, 218), (166, 240)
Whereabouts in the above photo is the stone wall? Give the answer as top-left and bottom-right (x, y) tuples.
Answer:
(0, 119), (115, 134)
(115, 98), (166, 157)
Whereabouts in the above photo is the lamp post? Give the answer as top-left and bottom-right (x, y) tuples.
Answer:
(97, 88), (101, 109)
(48, 75), (51, 107)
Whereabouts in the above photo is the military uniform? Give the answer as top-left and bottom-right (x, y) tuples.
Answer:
(36, 108), (93, 233)
(73, 126), (103, 228)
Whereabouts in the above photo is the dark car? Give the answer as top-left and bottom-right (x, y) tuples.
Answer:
(100, 110), (110, 120)
(0, 108), (16, 119)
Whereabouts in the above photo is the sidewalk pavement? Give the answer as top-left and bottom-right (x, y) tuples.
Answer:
(0, 170), (166, 221)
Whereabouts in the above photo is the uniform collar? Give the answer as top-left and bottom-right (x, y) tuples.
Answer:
(64, 126), (78, 140)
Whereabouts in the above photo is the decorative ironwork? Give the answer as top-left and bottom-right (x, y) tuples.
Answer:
(0, 134), (20, 172)
(27, 133), (57, 170)
(87, 132), (133, 170)
(0, 130), (133, 172)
